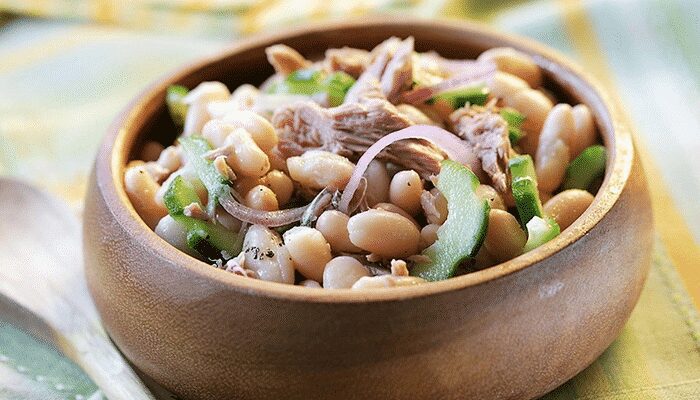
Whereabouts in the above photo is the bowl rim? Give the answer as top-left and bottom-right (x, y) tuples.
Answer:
(96, 17), (634, 303)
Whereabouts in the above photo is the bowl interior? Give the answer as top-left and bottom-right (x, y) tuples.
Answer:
(109, 18), (632, 301)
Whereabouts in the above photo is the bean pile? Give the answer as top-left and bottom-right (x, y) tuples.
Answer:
(125, 38), (605, 289)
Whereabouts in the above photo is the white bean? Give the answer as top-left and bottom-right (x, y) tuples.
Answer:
(420, 224), (440, 248)
(536, 104), (575, 192)
(487, 71), (530, 100)
(538, 104), (576, 150)
(221, 110), (278, 152)
(245, 185), (279, 211)
(570, 104), (597, 158)
(140, 141), (164, 162)
(140, 161), (168, 183)
(124, 163), (168, 228)
(536, 138), (570, 193)
(156, 145), (182, 173)
(316, 210), (361, 253)
(483, 209), (526, 263)
(182, 81), (230, 136)
(230, 84), (260, 111)
(539, 190), (553, 205)
(478, 47), (542, 88)
(475, 184), (505, 211)
(287, 150), (355, 190)
(544, 189), (594, 230)
(155, 215), (195, 256)
(202, 120), (270, 177)
(224, 127), (271, 178)
(347, 209), (421, 259)
(351, 275), (426, 289)
(389, 170), (423, 215)
(373, 203), (420, 229)
(264, 170), (294, 206)
(299, 279), (322, 288)
(322, 257), (370, 289)
(364, 160), (390, 206)
(283, 226), (332, 283)
(505, 88), (554, 155)
(243, 225), (295, 284)
(420, 189), (448, 225)
(234, 176), (264, 196)
(201, 120), (230, 148)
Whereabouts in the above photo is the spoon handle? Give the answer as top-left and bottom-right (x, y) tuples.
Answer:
(59, 326), (157, 400)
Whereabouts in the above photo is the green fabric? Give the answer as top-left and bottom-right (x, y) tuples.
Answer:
(0, 324), (100, 399)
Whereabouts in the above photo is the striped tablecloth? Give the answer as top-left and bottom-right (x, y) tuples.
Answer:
(0, 0), (698, 399)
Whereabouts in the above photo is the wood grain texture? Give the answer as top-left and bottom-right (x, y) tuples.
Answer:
(0, 179), (156, 400)
(83, 18), (653, 400)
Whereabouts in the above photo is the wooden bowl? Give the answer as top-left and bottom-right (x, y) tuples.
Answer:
(84, 18), (653, 400)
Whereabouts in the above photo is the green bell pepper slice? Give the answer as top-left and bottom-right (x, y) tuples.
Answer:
(166, 85), (189, 127)
(323, 71), (357, 106)
(163, 175), (239, 260)
(509, 154), (544, 227)
(411, 160), (490, 281)
(562, 145), (606, 191)
(500, 107), (526, 145)
(268, 69), (356, 107)
(523, 216), (560, 252)
(178, 136), (233, 216)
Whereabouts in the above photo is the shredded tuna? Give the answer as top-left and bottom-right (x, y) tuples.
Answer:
(390, 259), (409, 276)
(324, 47), (371, 78)
(420, 189), (447, 225)
(224, 254), (258, 278)
(213, 155), (236, 181)
(272, 99), (445, 177)
(344, 37), (414, 104)
(265, 44), (312, 75)
(450, 106), (511, 192)
(183, 202), (209, 221)
(380, 37), (414, 103)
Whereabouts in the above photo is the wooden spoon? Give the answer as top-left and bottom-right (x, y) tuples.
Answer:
(0, 178), (157, 400)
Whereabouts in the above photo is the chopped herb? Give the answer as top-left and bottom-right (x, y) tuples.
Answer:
(269, 68), (356, 106)
(426, 85), (490, 109)
(166, 85), (189, 126)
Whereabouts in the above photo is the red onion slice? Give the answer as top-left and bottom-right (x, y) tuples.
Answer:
(402, 60), (496, 104)
(338, 125), (478, 214)
(220, 188), (334, 228)
(219, 191), (307, 227)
